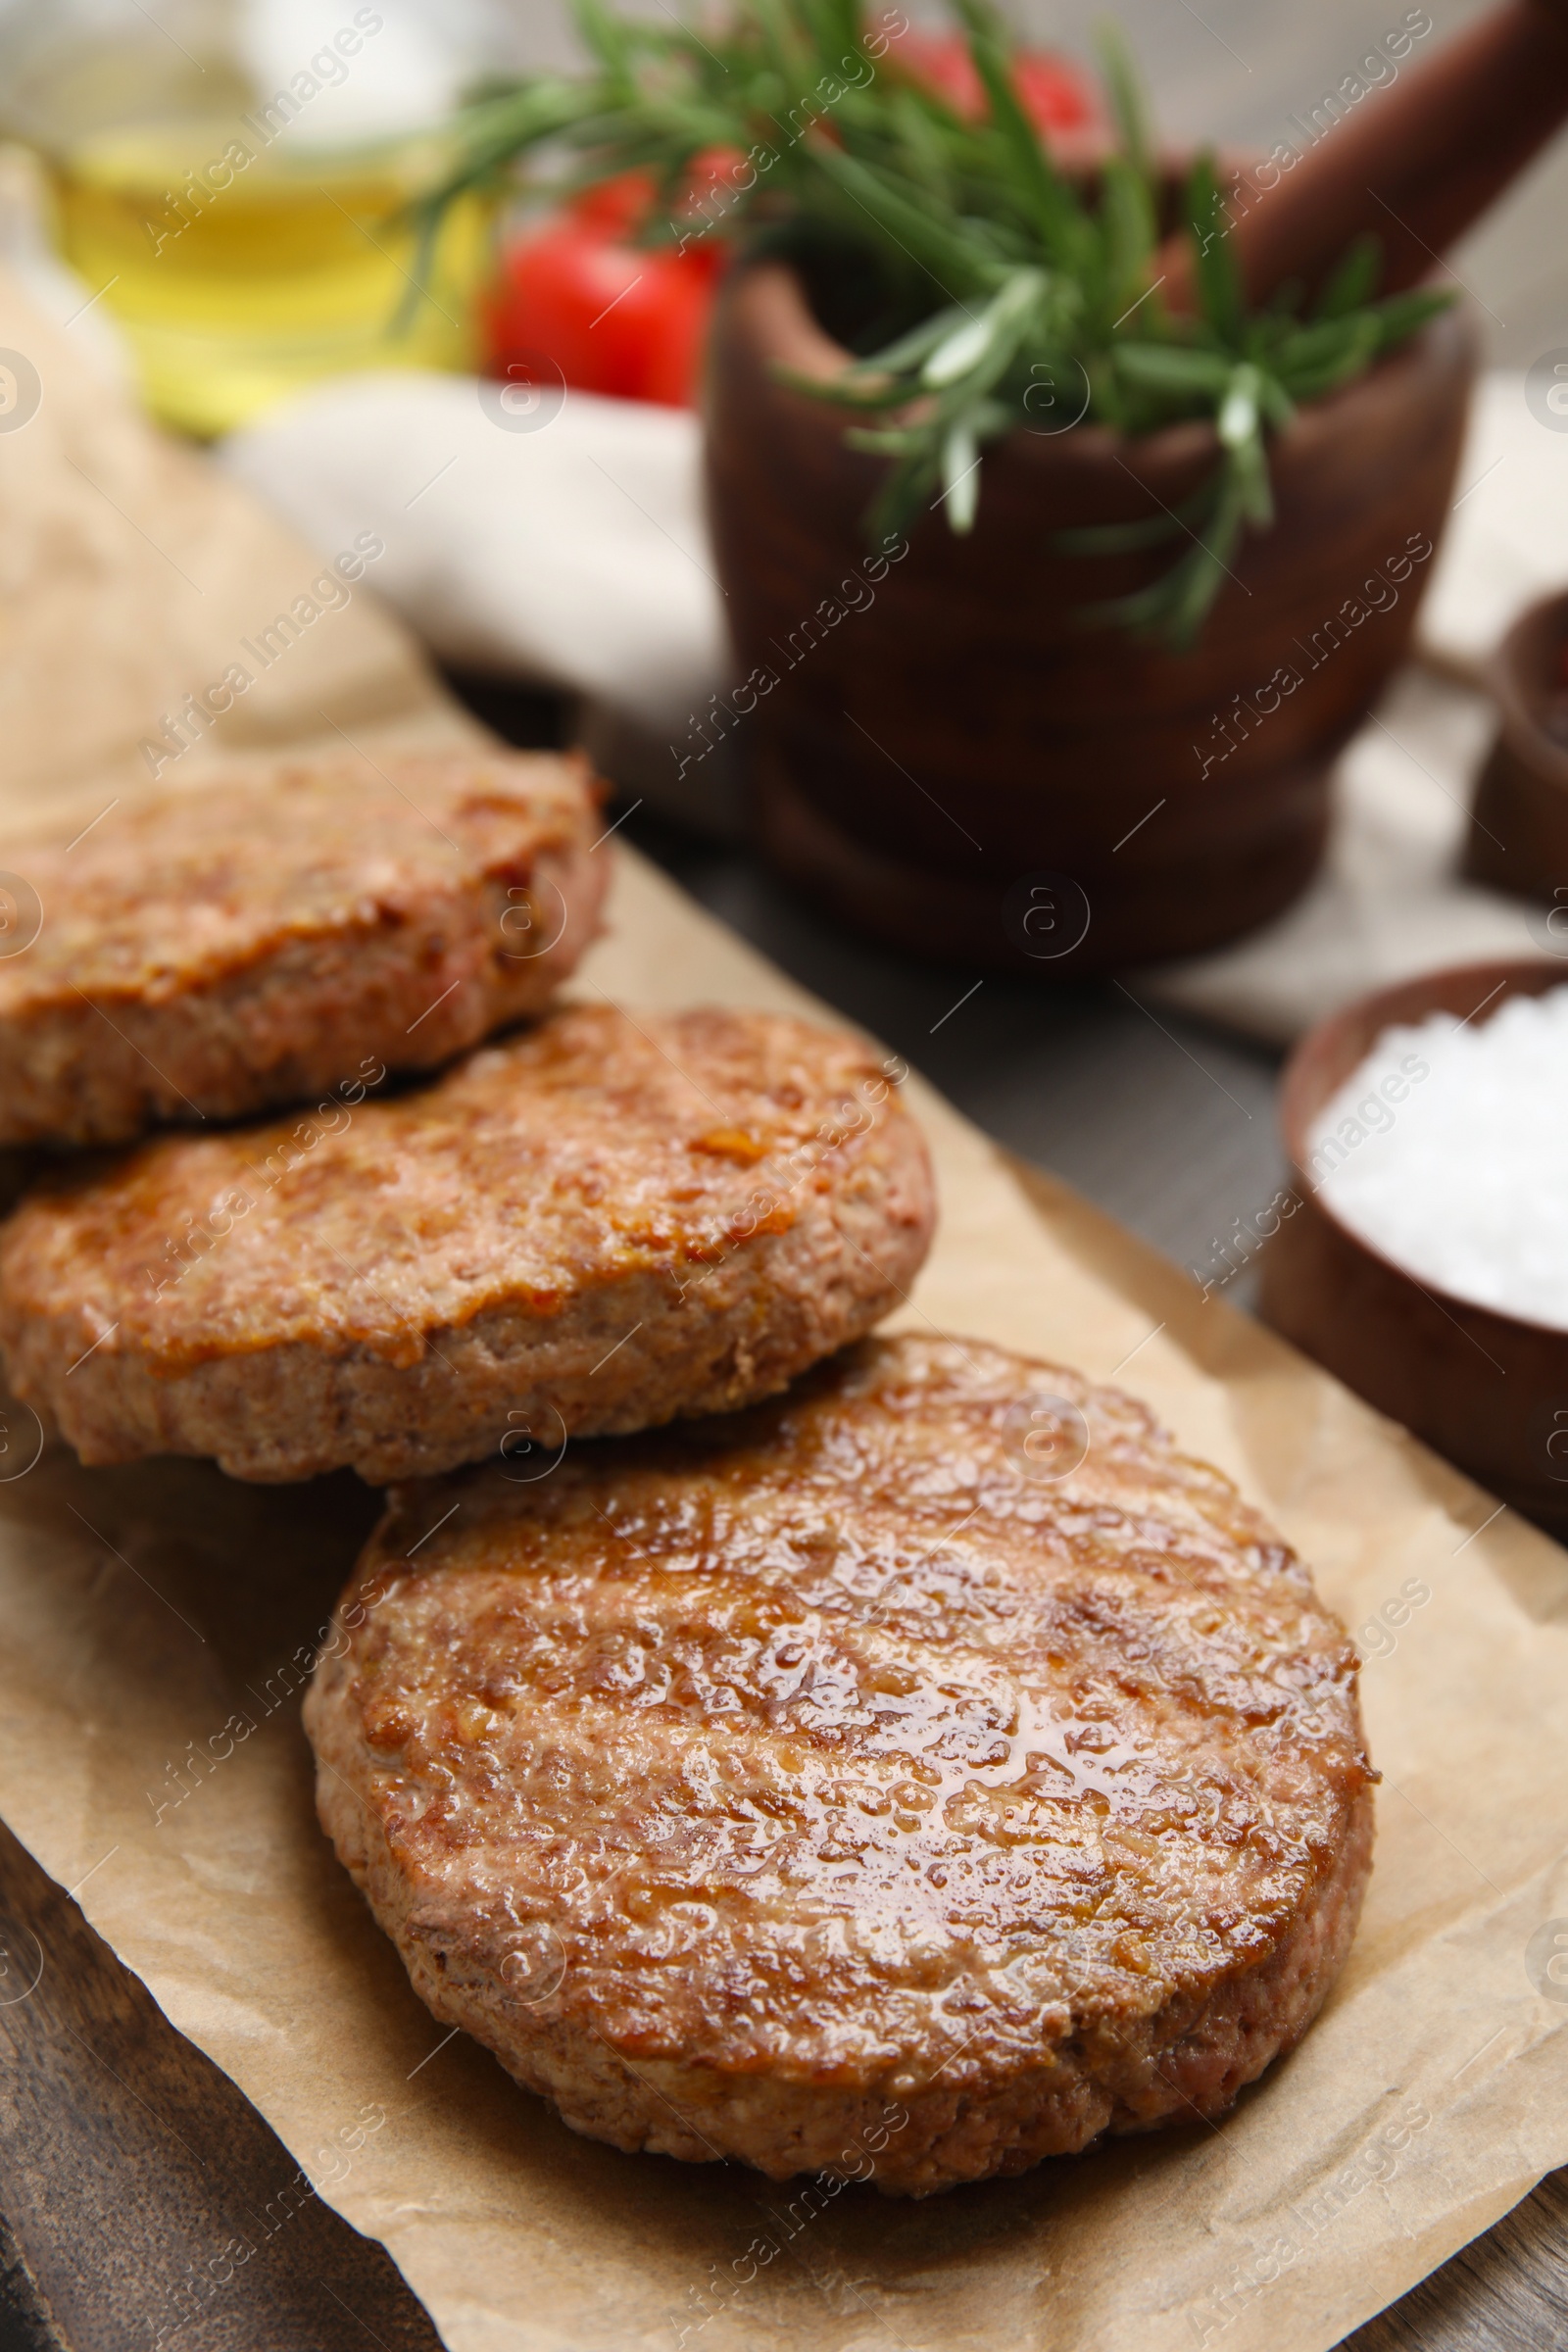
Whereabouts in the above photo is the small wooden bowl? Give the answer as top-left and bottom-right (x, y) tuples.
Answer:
(1258, 957), (1568, 1538)
(1465, 587), (1568, 924)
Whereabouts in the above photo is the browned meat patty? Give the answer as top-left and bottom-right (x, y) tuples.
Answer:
(0, 749), (605, 1144)
(0, 1007), (932, 1483)
(305, 1334), (1374, 2196)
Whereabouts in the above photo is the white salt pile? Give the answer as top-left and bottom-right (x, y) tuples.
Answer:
(1307, 984), (1568, 1330)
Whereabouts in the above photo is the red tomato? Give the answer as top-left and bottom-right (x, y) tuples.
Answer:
(889, 29), (1099, 139)
(484, 171), (726, 409)
(683, 147), (751, 210)
(563, 169), (659, 237)
(1013, 51), (1100, 133)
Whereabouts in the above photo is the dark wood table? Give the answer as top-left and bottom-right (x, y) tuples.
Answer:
(1, 720), (1562, 2351)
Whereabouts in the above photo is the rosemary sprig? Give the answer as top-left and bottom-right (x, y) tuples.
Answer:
(425, 0), (1451, 646)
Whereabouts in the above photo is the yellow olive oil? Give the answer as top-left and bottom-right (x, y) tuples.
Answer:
(48, 117), (491, 437)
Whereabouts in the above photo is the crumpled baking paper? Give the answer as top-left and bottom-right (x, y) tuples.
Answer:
(0, 258), (1565, 2352)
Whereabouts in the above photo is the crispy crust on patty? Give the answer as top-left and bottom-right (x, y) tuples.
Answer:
(305, 1336), (1375, 2194)
(0, 1008), (933, 1482)
(0, 750), (605, 1144)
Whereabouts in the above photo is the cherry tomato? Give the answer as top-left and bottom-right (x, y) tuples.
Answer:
(484, 172), (724, 410)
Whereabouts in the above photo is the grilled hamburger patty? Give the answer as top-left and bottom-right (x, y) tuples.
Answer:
(0, 750), (605, 1144)
(0, 1008), (932, 1483)
(306, 1335), (1374, 2195)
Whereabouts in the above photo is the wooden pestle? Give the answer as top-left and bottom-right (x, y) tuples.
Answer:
(1159, 0), (1568, 313)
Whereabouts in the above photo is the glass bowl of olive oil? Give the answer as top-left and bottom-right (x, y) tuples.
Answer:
(0, 0), (499, 436)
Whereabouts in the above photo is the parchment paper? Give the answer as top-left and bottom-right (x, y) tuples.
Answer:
(1, 260), (1567, 2352)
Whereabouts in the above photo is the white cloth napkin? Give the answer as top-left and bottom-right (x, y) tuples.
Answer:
(220, 367), (1568, 1043)
(220, 370), (740, 829)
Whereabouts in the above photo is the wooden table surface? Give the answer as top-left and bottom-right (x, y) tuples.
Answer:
(1, 729), (1563, 2351)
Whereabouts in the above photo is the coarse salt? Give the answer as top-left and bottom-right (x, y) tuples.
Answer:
(1306, 983), (1568, 1330)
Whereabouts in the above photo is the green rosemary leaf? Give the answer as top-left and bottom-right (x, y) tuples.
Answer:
(1114, 343), (1231, 397)
(1231, 434), (1273, 530)
(923, 269), (1046, 386)
(949, 0), (1077, 251)
(1367, 286), (1453, 351)
(941, 417), (981, 528)
(1053, 509), (1188, 554)
(923, 308), (996, 386)
(1258, 373), (1296, 431)
(797, 0), (860, 61)
(1274, 313), (1372, 374)
(774, 365), (915, 411)
(1315, 232), (1381, 320)
(1216, 362), (1261, 448)
(885, 86), (959, 212)
(867, 439), (944, 542)
(844, 423), (930, 453)
(1095, 21), (1152, 184)
(1098, 154), (1158, 317)
(1185, 152), (1243, 347)
(861, 305), (969, 373)
(1151, 468), (1248, 644)
(1276, 315), (1382, 402)
(971, 394), (1015, 435)
(808, 143), (1004, 296)
(572, 0), (636, 75)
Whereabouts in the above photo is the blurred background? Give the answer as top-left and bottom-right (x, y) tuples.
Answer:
(0, 0), (1556, 425)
